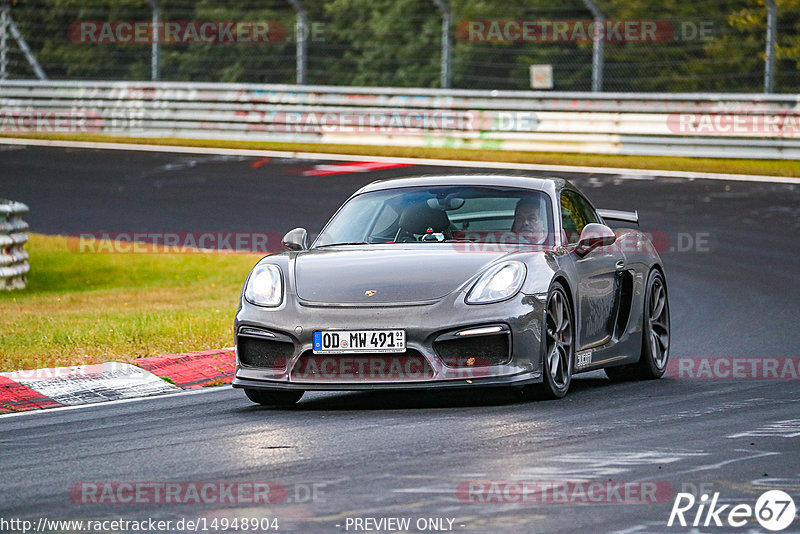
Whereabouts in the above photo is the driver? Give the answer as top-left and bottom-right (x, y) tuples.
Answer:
(511, 197), (548, 244)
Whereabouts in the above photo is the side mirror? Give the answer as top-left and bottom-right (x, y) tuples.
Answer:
(281, 227), (308, 251)
(576, 223), (616, 256)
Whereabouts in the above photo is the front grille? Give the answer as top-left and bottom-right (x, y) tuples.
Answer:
(434, 333), (511, 367)
(237, 336), (295, 371)
(291, 349), (434, 381)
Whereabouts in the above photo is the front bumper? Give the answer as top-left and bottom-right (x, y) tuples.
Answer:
(233, 289), (547, 391)
(232, 372), (543, 391)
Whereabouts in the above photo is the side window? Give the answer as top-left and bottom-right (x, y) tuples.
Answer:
(560, 191), (599, 244)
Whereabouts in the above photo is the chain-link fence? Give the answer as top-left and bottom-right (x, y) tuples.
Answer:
(1, 0), (798, 92)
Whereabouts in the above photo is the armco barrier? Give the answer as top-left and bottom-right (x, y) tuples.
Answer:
(1, 81), (799, 159)
(0, 200), (30, 290)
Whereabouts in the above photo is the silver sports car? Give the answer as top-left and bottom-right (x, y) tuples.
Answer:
(233, 175), (670, 405)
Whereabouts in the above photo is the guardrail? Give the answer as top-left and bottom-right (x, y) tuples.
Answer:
(1, 81), (799, 159)
(0, 199), (30, 291)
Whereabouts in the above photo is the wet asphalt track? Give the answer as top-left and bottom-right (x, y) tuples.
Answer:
(1, 145), (799, 533)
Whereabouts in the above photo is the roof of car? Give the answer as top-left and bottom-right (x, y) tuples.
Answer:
(357, 174), (571, 194)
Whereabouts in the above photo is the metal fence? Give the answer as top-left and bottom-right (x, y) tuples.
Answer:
(1, 80), (798, 159)
(0, 0), (798, 93)
(0, 199), (29, 291)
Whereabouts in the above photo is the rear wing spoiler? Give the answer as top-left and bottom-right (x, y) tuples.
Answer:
(597, 209), (639, 226)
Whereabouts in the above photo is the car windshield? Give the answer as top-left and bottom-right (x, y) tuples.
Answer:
(313, 186), (554, 247)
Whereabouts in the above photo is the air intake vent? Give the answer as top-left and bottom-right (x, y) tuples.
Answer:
(237, 335), (294, 371)
(435, 333), (511, 367)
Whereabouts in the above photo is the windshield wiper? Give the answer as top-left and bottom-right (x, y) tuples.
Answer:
(314, 241), (370, 248)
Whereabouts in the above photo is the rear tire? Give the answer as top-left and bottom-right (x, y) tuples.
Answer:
(605, 269), (670, 381)
(244, 388), (304, 406)
(526, 282), (574, 399)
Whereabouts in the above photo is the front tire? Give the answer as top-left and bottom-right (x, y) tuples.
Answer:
(605, 269), (670, 381)
(528, 282), (575, 399)
(244, 388), (304, 406)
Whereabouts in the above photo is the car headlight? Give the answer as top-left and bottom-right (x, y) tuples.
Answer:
(466, 261), (526, 304)
(244, 264), (283, 307)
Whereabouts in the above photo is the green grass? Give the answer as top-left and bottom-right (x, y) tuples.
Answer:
(3, 132), (800, 178)
(0, 234), (262, 372)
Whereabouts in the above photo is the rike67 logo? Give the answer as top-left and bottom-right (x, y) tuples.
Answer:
(668, 490), (796, 531)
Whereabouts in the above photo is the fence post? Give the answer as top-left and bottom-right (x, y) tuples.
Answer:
(146, 0), (160, 81)
(5, 13), (47, 79)
(582, 0), (604, 92)
(0, 200), (30, 291)
(764, 0), (777, 93)
(289, 0), (307, 85)
(432, 0), (452, 88)
(1, 0), (9, 80)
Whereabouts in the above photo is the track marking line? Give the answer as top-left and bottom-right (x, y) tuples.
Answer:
(0, 384), (231, 419)
(0, 137), (797, 184)
(302, 161), (412, 176)
(684, 450), (780, 473)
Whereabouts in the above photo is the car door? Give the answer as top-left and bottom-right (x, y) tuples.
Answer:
(560, 190), (622, 349)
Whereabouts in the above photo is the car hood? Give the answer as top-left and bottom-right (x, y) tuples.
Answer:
(293, 246), (509, 304)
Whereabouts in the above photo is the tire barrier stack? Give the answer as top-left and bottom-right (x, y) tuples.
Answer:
(0, 199), (30, 290)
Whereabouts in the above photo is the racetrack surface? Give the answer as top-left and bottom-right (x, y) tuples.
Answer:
(1, 145), (799, 533)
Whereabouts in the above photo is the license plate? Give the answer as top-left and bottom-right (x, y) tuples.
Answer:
(313, 330), (405, 354)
